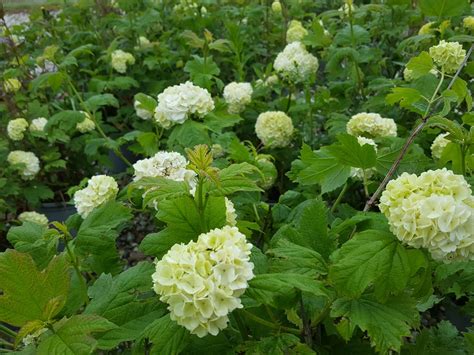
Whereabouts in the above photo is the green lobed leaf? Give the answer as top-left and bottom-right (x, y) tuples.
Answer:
(273, 199), (334, 259)
(419, 0), (469, 17)
(75, 201), (132, 274)
(7, 222), (59, 268)
(168, 120), (211, 150)
(329, 230), (411, 299)
(37, 315), (117, 355)
(0, 250), (69, 327)
(209, 163), (261, 196)
(238, 334), (316, 354)
(403, 320), (468, 355)
(130, 176), (191, 207)
(84, 94), (119, 112)
(331, 294), (419, 354)
(327, 134), (377, 169)
(137, 132), (160, 156)
(85, 262), (166, 349)
(267, 239), (328, 277)
(142, 314), (190, 355)
(406, 52), (434, 79)
(247, 273), (330, 308)
(297, 145), (351, 194)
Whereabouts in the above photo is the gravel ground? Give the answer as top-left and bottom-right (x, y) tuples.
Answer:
(117, 211), (156, 266)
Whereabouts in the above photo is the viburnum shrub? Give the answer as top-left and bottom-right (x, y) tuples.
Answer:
(0, 0), (473, 354)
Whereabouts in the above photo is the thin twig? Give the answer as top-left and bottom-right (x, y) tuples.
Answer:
(300, 295), (313, 347)
(363, 44), (473, 212)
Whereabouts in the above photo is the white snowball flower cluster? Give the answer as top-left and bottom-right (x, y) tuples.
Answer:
(225, 198), (237, 226)
(74, 175), (119, 218)
(29, 117), (48, 132)
(154, 81), (214, 129)
(7, 151), (40, 180)
(255, 111), (294, 148)
(286, 20), (308, 43)
(133, 151), (196, 185)
(274, 42), (319, 83)
(380, 169), (474, 262)
(152, 226), (254, 337)
(431, 133), (450, 160)
(223, 82), (253, 114)
(76, 111), (95, 133)
(7, 118), (29, 141)
(346, 112), (397, 138)
(111, 49), (135, 73)
(350, 137), (377, 180)
(18, 211), (49, 226)
(3, 78), (21, 93)
(429, 41), (466, 74)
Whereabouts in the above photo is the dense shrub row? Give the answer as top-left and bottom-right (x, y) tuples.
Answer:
(0, 0), (473, 353)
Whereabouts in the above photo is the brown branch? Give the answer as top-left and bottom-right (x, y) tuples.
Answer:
(363, 44), (474, 212)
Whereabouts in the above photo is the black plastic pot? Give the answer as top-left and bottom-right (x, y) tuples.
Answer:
(39, 202), (77, 223)
(107, 145), (139, 174)
(444, 300), (472, 331)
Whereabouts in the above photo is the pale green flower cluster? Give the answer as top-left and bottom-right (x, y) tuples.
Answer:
(173, 0), (199, 17)
(225, 198), (237, 226)
(111, 49), (135, 73)
(76, 111), (95, 133)
(7, 150), (40, 180)
(29, 117), (48, 132)
(429, 41), (466, 74)
(271, 1), (282, 13)
(138, 36), (151, 48)
(380, 169), (474, 262)
(350, 137), (377, 180)
(256, 156), (277, 190)
(3, 78), (21, 93)
(154, 81), (214, 129)
(255, 111), (294, 148)
(339, 2), (356, 16)
(430, 133), (450, 160)
(265, 74), (279, 86)
(273, 42), (319, 83)
(18, 211), (49, 226)
(211, 144), (224, 158)
(74, 175), (119, 218)
(346, 112), (397, 138)
(286, 20), (308, 43)
(152, 226), (254, 337)
(463, 16), (474, 31)
(223, 82), (253, 114)
(7, 118), (29, 141)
